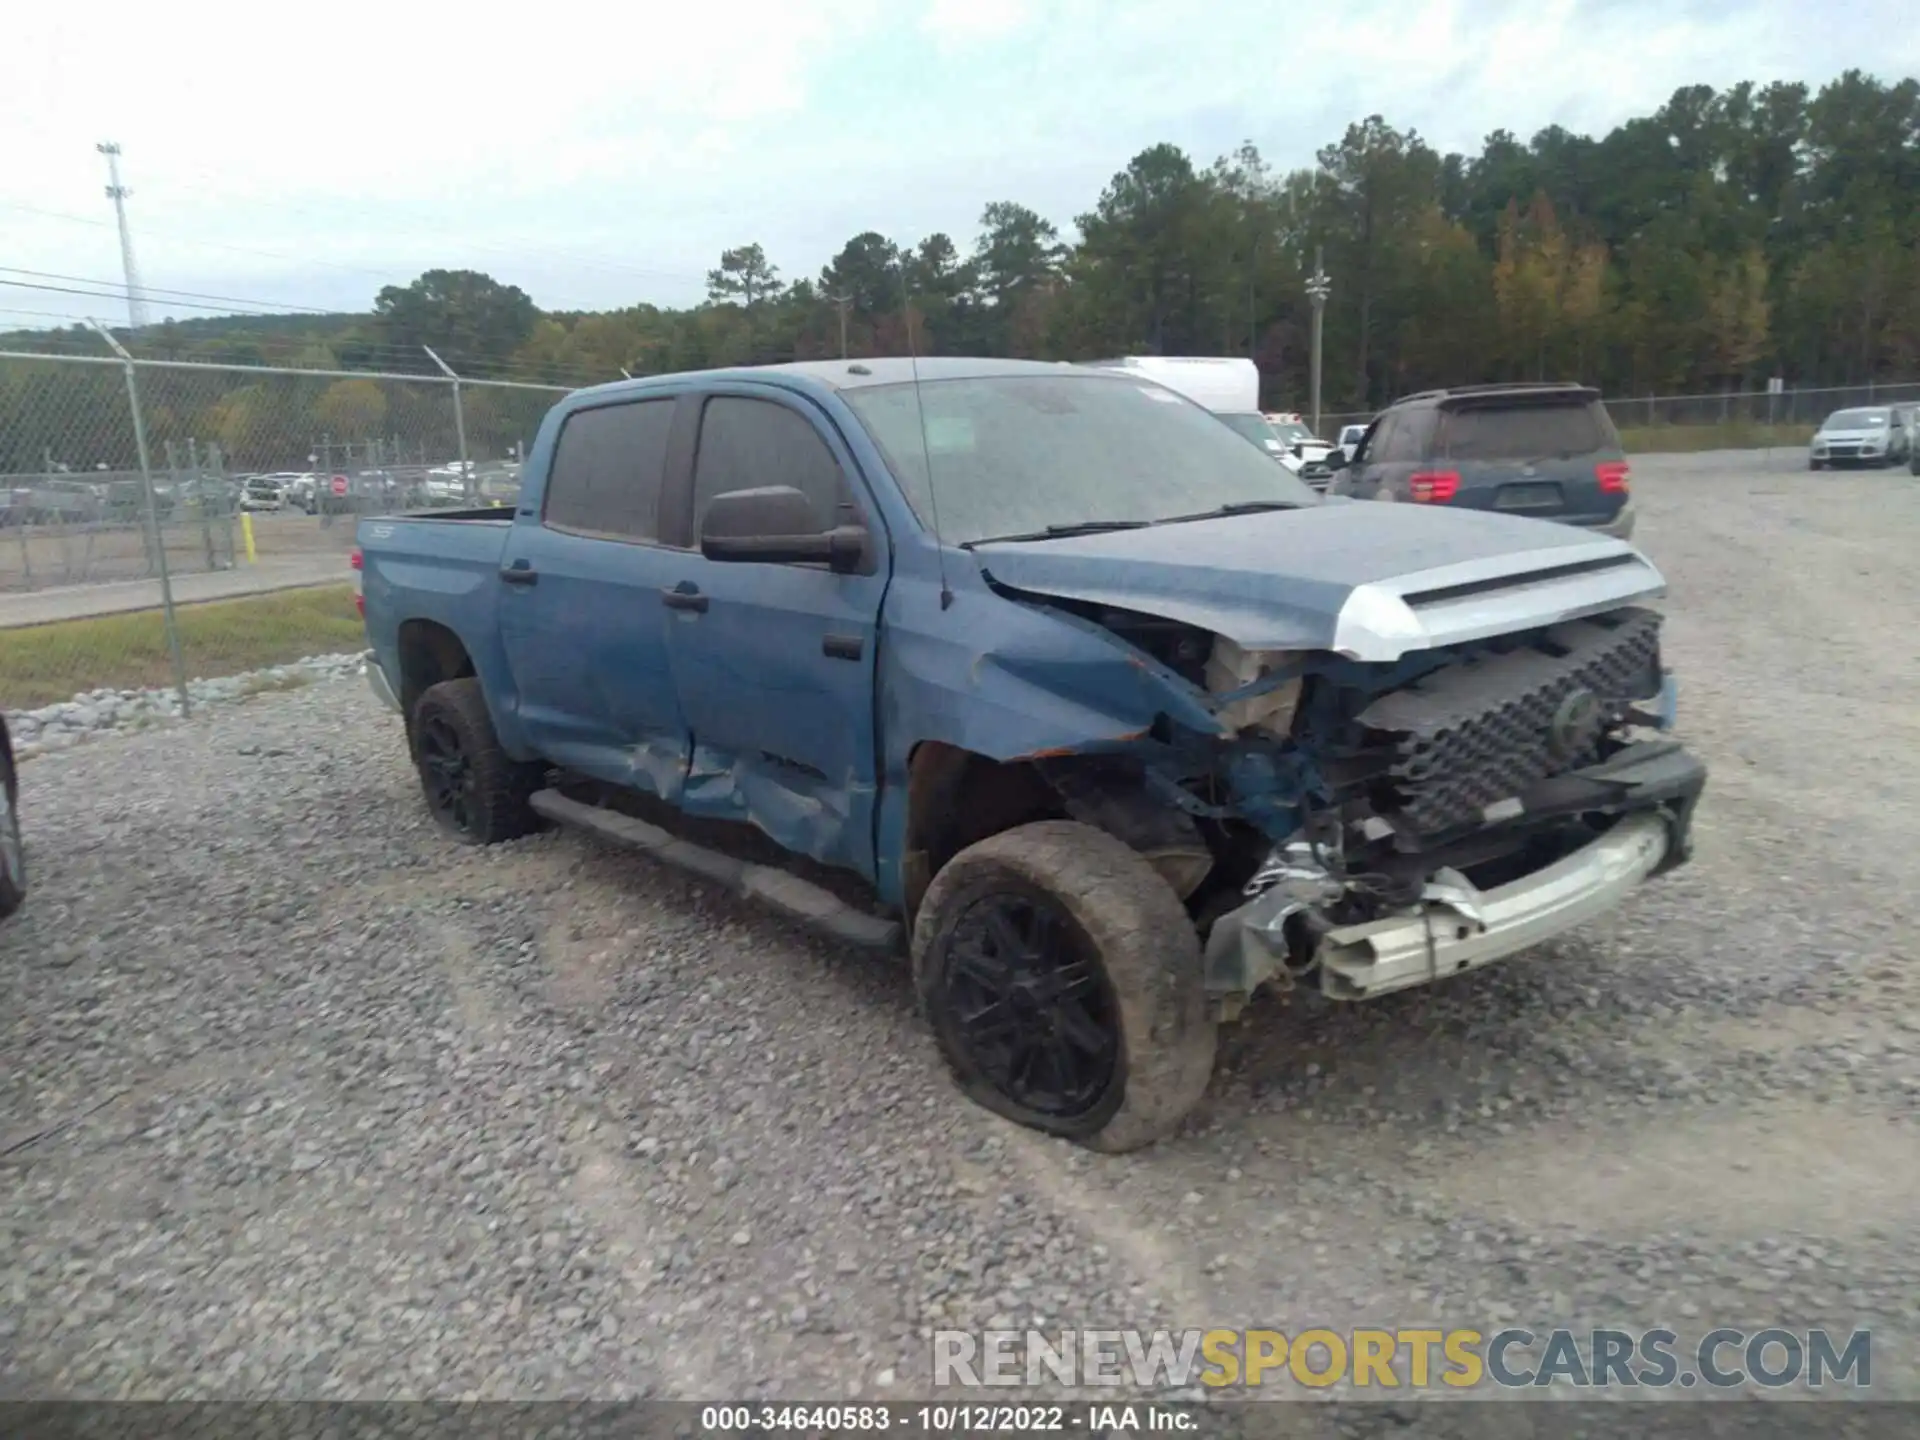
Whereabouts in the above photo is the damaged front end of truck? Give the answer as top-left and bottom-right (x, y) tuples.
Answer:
(971, 526), (1708, 1018)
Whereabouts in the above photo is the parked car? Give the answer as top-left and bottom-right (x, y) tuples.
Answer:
(318, 470), (398, 516)
(474, 462), (522, 508)
(357, 357), (1705, 1152)
(7, 479), (103, 526)
(1264, 412), (1338, 490)
(1327, 382), (1636, 540)
(0, 714), (23, 922)
(1809, 406), (1910, 469)
(240, 475), (288, 512)
(281, 473), (320, 512)
(101, 478), (172, 522)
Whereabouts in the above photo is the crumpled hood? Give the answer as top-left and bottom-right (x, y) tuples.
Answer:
(972, 501), (1668, 662)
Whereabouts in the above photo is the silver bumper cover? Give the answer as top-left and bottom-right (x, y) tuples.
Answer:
(1315, 810), (1670, 1000)
(365, 651), (402, 713)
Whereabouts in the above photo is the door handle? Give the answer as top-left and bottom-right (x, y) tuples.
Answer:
(822, 634), (863, 661)
(660, 587), (708, 613)
(499, 562), (538, 586)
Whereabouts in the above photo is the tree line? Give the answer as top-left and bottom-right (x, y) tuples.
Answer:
(6, 68), (1917, 460)
(510, 70), (1920, 410)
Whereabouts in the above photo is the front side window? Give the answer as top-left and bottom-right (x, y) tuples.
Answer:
(691, 396), (849, 534)
(841, 373), (1318, 546)
(543, 398), (676, 540)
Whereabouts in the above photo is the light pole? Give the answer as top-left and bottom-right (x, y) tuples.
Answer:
(1305, 247), (1331, 437)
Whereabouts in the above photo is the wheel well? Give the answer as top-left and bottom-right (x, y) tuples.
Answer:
(396, 620), (476, 723)
(902, 742), (1062, 922)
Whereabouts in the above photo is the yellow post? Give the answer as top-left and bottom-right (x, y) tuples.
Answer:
(240, 512), (257, 564)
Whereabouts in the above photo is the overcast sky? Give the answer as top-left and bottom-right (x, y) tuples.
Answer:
(3, 0), (1913, 330)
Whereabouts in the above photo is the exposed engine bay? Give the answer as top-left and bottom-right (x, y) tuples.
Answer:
(1026, 597), (1704, 1012)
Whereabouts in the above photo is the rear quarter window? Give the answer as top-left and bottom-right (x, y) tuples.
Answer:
(1440, 402), (1614, 461)
(543, 397), (677, 541)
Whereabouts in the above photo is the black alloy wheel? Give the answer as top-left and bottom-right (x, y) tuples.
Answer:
(937, 885), (1120, 1119)
(416, 711), (479, 836)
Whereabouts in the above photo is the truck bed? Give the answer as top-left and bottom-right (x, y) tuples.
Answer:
(357, 511), (516, 689)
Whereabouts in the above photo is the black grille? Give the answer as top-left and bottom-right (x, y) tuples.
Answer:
(1354, 608), (1663, 835)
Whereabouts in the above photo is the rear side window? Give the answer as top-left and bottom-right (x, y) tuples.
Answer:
(1440, 402), (1612, 461)
(692, 396), (847, 533)
(1370, 410), (1429, 463)
(544, 398), (676, 540)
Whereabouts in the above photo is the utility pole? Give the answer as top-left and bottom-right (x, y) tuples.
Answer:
(826, 292), (853, 359)
(96, 142), (149, 331)
(1305, 247), (1332, 437)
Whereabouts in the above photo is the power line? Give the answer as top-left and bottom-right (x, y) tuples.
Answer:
(0, 277), (316, 319)
(0, 267), (341, 317)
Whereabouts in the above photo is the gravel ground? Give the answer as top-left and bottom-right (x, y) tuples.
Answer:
(2, 449), (1916, 1406)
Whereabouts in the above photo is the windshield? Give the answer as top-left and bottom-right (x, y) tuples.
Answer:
(1217, 411), (1286, 453)
(1269, 420), (1315, 444)
(841, 373), (1318, 546)
(1822, 409), (1888, 430)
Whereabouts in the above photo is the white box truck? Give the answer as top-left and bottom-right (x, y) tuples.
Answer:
(1083, 356), (1289, 460)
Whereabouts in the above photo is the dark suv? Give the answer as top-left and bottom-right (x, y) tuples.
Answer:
(1327, 383), (1635, 540)
(1, 714), (23, 923)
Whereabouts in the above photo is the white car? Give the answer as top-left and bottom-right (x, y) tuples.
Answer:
(1264, 412), (1338, 490)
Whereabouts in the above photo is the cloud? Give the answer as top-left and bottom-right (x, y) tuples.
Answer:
(1, 0), (1911, 326)
(922, 0), (1032, 44)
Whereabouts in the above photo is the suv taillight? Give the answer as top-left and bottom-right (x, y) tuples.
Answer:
(350, 547), (365, 616)
(1408, 470), (1460, 503)
(1596, 460), (1631, 494)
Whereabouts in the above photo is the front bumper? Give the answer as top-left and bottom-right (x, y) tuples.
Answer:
(1205, 740), (1706, 1006)
(1316, 809), (1668, 999)
(365, 651), (402, 713)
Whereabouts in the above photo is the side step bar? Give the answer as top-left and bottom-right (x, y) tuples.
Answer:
(529, 789), (903, 952)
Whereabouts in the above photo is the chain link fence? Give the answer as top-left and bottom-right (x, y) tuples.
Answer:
(1, 346), (566, 751)
(7, 343), (1916, 752)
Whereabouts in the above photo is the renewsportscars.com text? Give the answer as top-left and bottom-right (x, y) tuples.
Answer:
(932, 1327), (1872, 1391)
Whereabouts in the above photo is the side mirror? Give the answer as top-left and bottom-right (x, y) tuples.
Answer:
(699, 485), (867, 573)
(1322, 448), (1347, 472)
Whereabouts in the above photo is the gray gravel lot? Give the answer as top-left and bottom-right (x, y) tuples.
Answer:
(2, 448), (1916, 1404)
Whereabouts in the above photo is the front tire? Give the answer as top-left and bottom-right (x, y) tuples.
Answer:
(409, 677), (547, 845)
(912, 820), (1217, 1152)
(1808, 458), (1824, 471)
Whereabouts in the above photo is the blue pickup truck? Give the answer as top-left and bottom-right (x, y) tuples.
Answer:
(357, 356), (1706, 1151)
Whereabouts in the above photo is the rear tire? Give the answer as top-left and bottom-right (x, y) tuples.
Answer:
(409, 677), (547, 845)
(912, 820), (1217, 1153)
